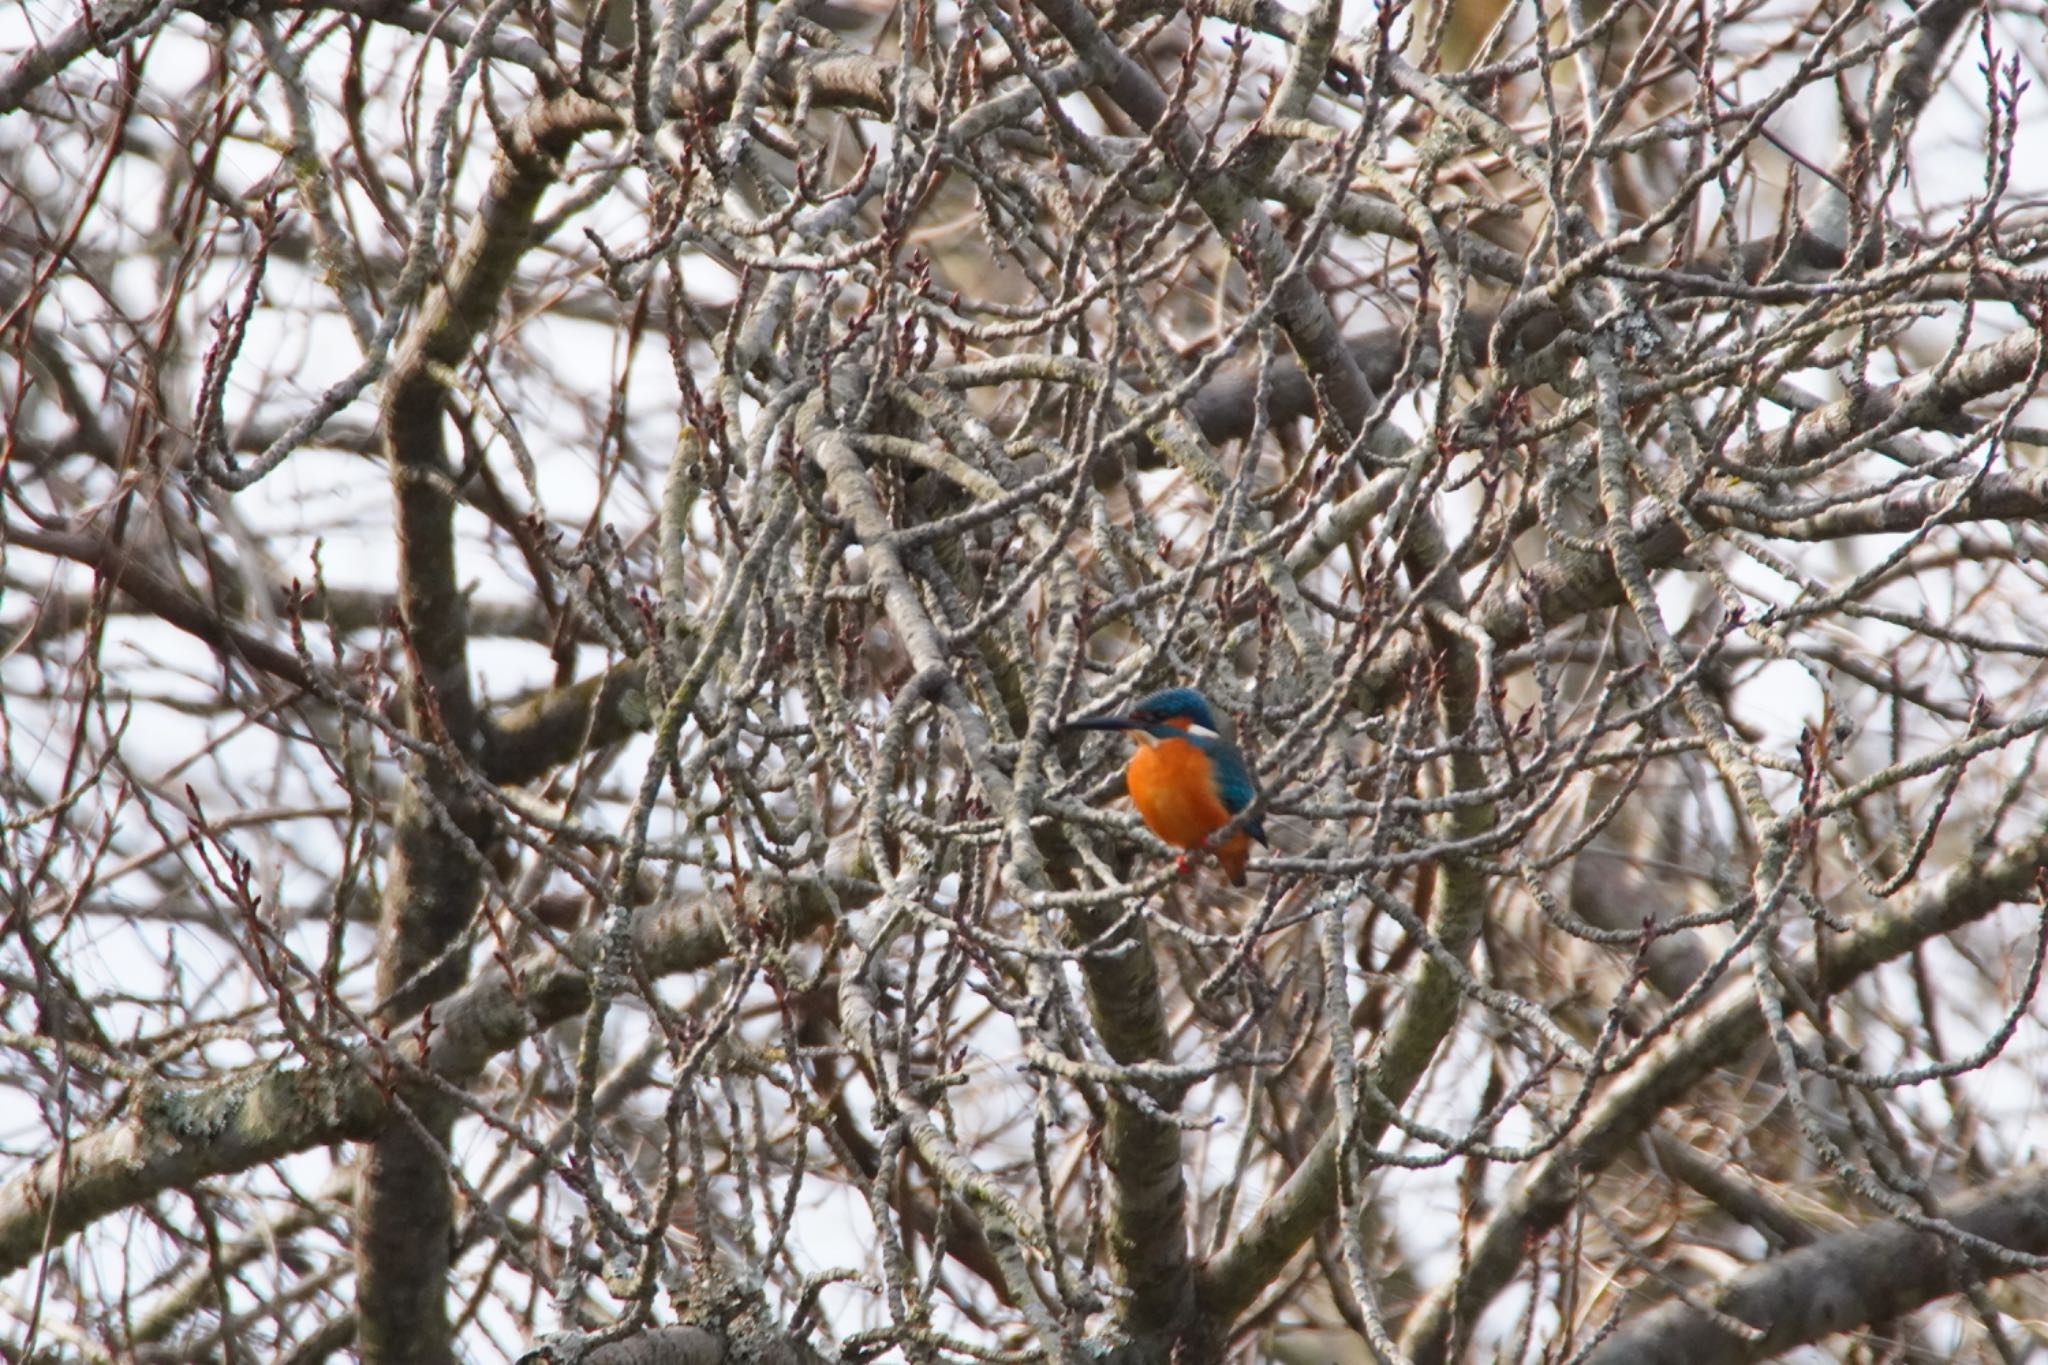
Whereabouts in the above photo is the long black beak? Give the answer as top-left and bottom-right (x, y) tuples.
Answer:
(1061, 715), (1139, 733)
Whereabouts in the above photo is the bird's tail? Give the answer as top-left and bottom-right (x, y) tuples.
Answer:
(1216, 833), (1253, 886)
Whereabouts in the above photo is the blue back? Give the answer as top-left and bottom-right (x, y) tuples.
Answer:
(1192, 733), (1266, 840)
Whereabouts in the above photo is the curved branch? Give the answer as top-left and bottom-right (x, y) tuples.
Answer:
(1465, 324), (2048, 670)
(1582, 1167), (2048, 1365)
(1, 0), (557, 116)
(3, 519), (324, 696)
(1398, 816), (2048, 1363)
(0, 872), (848, 1280)
(360, 88), (624, 1363)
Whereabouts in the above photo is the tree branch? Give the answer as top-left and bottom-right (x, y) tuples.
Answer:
(1582, 1167), (2048, 1365)
(0, 867), (849, 1281)
(1399, 816), (2048, 1363)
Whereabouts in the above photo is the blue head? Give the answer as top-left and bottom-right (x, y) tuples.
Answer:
(1129, 688), (1221, 732)
(1064, 687), (1228, 742)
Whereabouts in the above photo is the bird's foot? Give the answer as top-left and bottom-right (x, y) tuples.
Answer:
(1175, 852), (1195, 879)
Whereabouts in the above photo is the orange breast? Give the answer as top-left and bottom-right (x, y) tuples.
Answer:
(1126, 738), (1233, 850)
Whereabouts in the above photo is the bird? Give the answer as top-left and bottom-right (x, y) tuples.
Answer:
(1063, 687), (1268, 885)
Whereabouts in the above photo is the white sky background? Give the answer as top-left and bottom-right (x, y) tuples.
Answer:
(5, 0), (2048, 1357)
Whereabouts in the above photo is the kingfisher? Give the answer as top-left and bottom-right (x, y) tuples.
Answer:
(1064, 687), (1269, 885)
